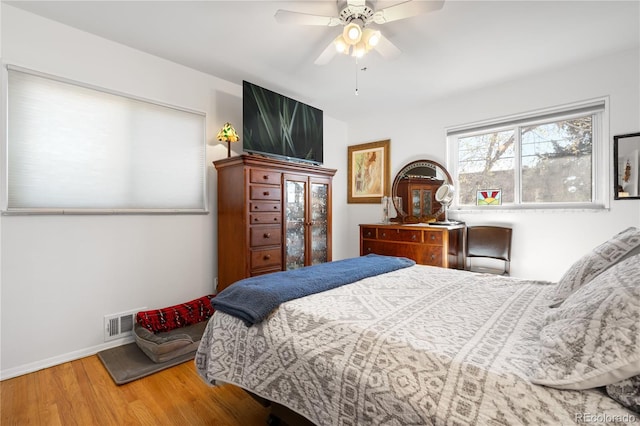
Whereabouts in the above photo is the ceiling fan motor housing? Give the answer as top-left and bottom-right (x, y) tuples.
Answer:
(338, 0), (376, 26)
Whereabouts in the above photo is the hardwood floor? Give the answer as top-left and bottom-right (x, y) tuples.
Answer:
(1, 355), (270, 425)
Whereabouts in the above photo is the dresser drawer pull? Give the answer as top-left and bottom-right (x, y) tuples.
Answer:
(264, 233), (271, 238)
(381, 232), (387, 238)
(263, 254), (271, 260)
(366, 231), (372, 237)
(411, 235), (417, 241)
(431, 254), (436, 260)
(430, 234), (436, 240)
(367, 247), (372, 252)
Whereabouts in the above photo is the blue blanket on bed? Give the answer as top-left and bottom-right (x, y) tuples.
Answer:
(212, 254), (415, 325)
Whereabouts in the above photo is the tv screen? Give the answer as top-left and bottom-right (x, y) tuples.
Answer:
(243, 81), (323, 165)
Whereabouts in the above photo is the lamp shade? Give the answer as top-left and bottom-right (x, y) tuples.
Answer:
(217, 122), (239, 158)
(216, 122), (239, 143)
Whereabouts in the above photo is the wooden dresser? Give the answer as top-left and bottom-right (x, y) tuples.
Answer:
(215, 155), (336, 292)
(360, 223), (465, 269)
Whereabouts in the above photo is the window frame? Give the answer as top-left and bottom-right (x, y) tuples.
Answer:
(446, 98), (609, 211)
(2, 65), (208, 215)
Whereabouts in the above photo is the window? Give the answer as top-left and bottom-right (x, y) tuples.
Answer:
(4, 66), (207, 213)
(448, 100), (607, 209)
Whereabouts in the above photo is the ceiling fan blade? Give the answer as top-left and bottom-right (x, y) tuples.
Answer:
(347, 0), (366, 7)
(314, 41), (338, 65)
(372, 0), (445, 24)
(374, 34), (401, 59)
(275, 9), (342, 26)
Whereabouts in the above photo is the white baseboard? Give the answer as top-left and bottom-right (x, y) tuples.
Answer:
(0, 336), (135, 381)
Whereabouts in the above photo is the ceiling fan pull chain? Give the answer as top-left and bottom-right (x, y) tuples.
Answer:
(355, 57), (359, 96)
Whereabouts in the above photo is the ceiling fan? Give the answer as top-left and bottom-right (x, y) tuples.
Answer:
(275, 0), (445, 65)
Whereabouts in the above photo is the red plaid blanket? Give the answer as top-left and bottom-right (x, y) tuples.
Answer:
(136, 295), (215, 333)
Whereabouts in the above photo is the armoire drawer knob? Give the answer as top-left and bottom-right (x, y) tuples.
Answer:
(264, 233), (271, 238)
(264, 254), (271, 260)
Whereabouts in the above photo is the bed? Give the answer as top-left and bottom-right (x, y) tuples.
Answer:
(196, 229), (640, 425)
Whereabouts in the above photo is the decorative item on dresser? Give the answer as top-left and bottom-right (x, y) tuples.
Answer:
(360, 223), (465, 269)
(214, 154), (336, 292)
(216, 122), (240, 158)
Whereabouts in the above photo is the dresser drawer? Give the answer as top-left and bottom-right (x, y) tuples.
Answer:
(250, 185), (281, 201)
(424, 230), (443, 245)
(377, 228), (422, 243)
(250, 225), (282, 247)
(419, 246), (443, 266)
(250, 212), (281, 225)
(250, 169), (281, 185)
(362, 240), (426, 262)
(250, 201), (281, 213)
(250, 248), (282, 269)
(361, 227), (377, 239)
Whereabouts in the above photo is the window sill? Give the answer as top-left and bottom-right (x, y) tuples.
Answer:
(451, 204), (609, 214)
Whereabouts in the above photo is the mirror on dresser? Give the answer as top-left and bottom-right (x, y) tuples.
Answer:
(391, 159), (453, 223)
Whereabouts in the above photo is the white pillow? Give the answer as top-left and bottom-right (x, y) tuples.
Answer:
(550, 227), (640, 307)
(530, 253), (640, 390)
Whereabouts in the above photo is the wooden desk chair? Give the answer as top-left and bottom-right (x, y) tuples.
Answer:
(465, 226), (512, 275)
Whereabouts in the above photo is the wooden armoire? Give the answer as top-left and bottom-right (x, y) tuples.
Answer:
(214, 154), (336, 292)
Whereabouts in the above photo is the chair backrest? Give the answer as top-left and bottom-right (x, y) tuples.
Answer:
(465, 226), (512, 275)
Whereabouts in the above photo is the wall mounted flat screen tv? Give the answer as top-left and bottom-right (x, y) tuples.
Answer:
(243, 80), (323, 165)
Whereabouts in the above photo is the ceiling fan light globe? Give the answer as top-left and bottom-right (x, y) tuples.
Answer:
(334, 36), (348, 53)
(363, 29), (381, 47)
(353, 41), (366, 58)
(343, 22), (362, 44)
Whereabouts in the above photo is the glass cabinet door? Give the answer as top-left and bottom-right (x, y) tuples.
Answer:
(310, 181), (329, 265)
(285, 179), (306, 270)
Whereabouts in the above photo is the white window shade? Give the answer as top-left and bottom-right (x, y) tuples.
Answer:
(6, 67), (207, 213)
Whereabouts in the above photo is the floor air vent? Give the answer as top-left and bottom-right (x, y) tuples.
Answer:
(104, 308), (144, 342)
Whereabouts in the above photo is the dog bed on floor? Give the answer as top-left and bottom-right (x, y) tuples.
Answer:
(133, 321), (207, 363)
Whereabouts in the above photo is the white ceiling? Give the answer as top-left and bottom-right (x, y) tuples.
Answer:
(5, 0), (640, 121)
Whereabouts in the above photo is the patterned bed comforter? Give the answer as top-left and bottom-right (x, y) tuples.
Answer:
(196, 265), (636, 425)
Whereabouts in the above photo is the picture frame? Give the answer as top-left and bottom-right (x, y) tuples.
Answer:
(477, 189), (502, 206)
(348, 140), (390, 203)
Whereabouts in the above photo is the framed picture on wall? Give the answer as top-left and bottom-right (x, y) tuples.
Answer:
(347, 139), (390, 203)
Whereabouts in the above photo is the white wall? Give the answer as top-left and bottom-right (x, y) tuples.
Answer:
(347, 47), (640, 281)
(0, 5), (348, 379)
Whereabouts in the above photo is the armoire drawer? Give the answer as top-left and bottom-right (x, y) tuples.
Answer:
(250, 225), (282, 247)
(251, 248), (282, 270)
(250, 212), (281, 225)
(250, 201), (281, 213)
(250, 185), (281, 201)
(250, 169), (282, 185)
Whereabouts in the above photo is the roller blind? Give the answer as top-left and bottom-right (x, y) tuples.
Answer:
(6, 66), (207, 213)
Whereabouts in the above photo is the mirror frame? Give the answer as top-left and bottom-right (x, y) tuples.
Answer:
(613, 132), (640, 200)
(391, 159), (453, 223)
